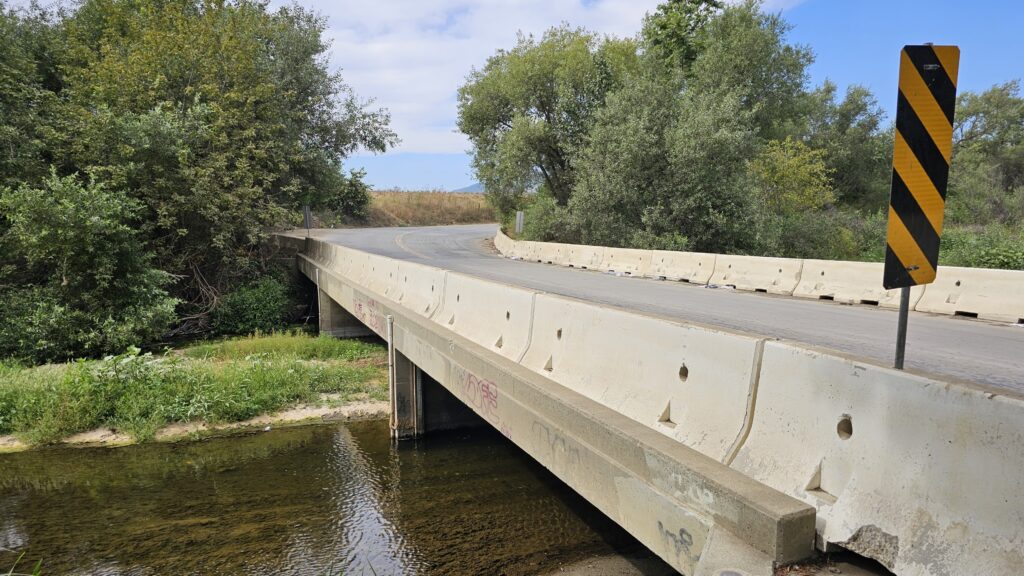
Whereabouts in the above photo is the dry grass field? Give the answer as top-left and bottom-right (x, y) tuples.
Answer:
(364, 190), (495, 226)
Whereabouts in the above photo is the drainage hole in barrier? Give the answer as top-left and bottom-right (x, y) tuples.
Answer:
(457, 294), (460, 302)
(820, 270), (826, 276)
(819, 295), (834, 301)
(755, 288), (767, 293)
(860, 299), (879, 306)
(955, 280), (962, 287)
(1017, 318), (1023, 325)
(954, 311), (979, 318)
(506, 311), (510, 320)
(837, 415), (853, 440)
(556, 328), (563, 340)
(678, 364), (689, 382)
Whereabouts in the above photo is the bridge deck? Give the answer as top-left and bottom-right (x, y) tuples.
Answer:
(310, 223), (1024, 394)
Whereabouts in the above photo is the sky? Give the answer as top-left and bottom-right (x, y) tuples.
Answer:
(19, 0), (1013, 190)
(306, 0), (1022, 191)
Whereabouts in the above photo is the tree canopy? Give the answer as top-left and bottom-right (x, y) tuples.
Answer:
(460, 0), (1023, 270)
(0, 0), (395, 359)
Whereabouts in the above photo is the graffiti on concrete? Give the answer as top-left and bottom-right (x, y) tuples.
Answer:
(454, 366), (512, 440)
(657, 520), (695, 561)
(353, 294), (385, 334)
(531, 421), (581, 465)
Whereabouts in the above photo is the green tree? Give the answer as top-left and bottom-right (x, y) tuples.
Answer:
(0, 173), (178, 362)
(804, 81), (891, 210)
(0, 2), (61, 189)
(457, 26), (639, 218)
(56, 0), (396, 313)
(751, 137), (834, 215)
(641, 0), (722, 74)
(687, 1), (813, 140)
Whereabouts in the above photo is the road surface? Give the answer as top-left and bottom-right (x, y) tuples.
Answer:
(310, 224), (1024, 395)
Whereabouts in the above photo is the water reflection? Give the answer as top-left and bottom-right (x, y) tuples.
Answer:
(0, 421), (651, 575)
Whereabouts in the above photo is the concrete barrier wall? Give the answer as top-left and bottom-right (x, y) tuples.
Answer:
(493, 232), (1023, 323)
(390, 260), (447, 318)
(650, 250), (716, 283)
(794, 260), (925, 308)
(597, 247), (653, 276)
(564, 243), (606, 269)
(520, 294), (764, 464)
(533, 241), (566, 264)
(730, 341), (1024, 574)
(915, 266), (1024, 323)
(431, 271), (536, 361)
(709, 254), (804, 295)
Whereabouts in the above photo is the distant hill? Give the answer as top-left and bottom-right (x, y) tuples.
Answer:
(453, 182), (485, 193)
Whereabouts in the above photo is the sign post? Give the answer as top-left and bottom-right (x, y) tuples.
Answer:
(884, 44), (960, 369)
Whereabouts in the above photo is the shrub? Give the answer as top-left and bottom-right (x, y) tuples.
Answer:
(0, 173), (178, 363)
(211, 277), (292, 336)
(522, 194), (578, 243)
(940, 225), (1024, 270)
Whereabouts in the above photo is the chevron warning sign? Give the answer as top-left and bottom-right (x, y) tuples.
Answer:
(884, 45), (960, 289)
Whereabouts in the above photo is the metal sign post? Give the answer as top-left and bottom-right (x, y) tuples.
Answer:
(884, 44), (960, 369)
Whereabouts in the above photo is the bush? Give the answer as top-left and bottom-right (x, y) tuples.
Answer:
(522, 194), (578, 242)
(211, 277), (293, 336)
(0, 173), (178, 363)
(940, 225), (1024, 270)
(0, 286), (177, 365)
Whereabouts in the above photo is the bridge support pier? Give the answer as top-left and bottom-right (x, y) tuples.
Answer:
(389, 347), (487, 440)
(319, 287), (374, 337)
(390, 347), (423, 440)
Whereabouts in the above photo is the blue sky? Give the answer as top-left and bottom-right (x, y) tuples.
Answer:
(318, 0), (1023, 190)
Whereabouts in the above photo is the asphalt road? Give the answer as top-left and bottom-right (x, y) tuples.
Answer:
(313, 224), (1024, 395)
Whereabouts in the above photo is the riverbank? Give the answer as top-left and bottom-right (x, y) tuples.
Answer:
(0, 332), (389, 451)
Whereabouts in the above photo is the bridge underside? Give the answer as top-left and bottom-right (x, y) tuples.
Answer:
(300, 250), (816, 576)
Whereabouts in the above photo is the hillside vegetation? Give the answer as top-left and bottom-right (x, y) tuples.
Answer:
(459, 0), (1024, 270)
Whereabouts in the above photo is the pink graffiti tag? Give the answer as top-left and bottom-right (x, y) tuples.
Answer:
(457, 368), (510, 440)
(353, 296), (385, 334)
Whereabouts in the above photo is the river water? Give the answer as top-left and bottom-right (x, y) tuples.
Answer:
(0, 420), (664, 575)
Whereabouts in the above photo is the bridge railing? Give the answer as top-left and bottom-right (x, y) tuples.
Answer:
(495, 229), (1024, 323)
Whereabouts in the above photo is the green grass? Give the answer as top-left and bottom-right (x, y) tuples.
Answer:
(0, 333), (387, 445)
(183, 330), (382, 361)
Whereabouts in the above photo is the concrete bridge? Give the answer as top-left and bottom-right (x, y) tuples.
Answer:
(276, 225), (1024, 576)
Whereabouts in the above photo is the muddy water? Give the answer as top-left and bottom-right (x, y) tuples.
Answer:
(0, 421), (665, 575)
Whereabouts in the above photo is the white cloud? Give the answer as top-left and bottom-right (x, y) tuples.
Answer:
(284, 0), (808, 155)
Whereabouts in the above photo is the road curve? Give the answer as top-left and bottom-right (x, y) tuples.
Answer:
(312, 224), (1024, 395)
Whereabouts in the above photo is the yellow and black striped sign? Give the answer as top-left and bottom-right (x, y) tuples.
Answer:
(884, 45), (960, 289)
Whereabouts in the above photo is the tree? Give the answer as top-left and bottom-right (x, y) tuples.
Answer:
(0, 2), (60, 189)
(803, 81), (891, 210)
(0, 173), (177, 362)
(751, 137), (834, 215)
(54, 0), (396, 322)
(641, 0), (722, 74)
(457, 26), (639, 218)
(953, 81), (1024, 193)
(687, 0), (813, 140)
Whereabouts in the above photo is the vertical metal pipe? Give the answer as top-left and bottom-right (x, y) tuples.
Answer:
(894, 286), (911, 369)
(386, 315), (397, 436)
